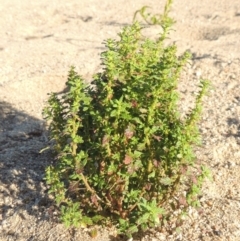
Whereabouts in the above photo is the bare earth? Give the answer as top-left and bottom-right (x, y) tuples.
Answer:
(0, 0), (240, 240)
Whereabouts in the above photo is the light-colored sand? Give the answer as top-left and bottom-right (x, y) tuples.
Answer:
(0, 0), (240, 240)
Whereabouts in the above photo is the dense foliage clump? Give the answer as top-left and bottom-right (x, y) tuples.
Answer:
(43, 0), (210, 237)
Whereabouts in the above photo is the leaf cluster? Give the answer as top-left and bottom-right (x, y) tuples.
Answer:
(43, 0), (210, 238)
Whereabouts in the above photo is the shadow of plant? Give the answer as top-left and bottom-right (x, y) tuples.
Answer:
(0, 101), (56, 226)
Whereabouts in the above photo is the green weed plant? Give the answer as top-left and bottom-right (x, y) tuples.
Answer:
(43, 0), (210, 238)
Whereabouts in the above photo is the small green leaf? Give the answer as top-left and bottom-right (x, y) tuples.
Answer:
(160, 177), (172, 186)
(89, 228), (98, 238)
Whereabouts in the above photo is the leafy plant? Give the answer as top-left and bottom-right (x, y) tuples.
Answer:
(43, 0), (210, 238)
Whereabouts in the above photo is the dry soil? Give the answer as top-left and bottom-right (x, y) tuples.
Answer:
(0, 0), (240, 240)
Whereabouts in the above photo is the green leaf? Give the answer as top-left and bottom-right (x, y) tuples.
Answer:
(160, 177), (172, 186)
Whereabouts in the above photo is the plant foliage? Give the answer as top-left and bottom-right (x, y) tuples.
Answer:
(43, 0), (210, 237)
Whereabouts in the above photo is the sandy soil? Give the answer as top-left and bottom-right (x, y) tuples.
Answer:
(0, 0), (240, 240)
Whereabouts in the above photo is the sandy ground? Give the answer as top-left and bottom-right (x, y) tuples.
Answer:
(0, 0), (240, 240)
